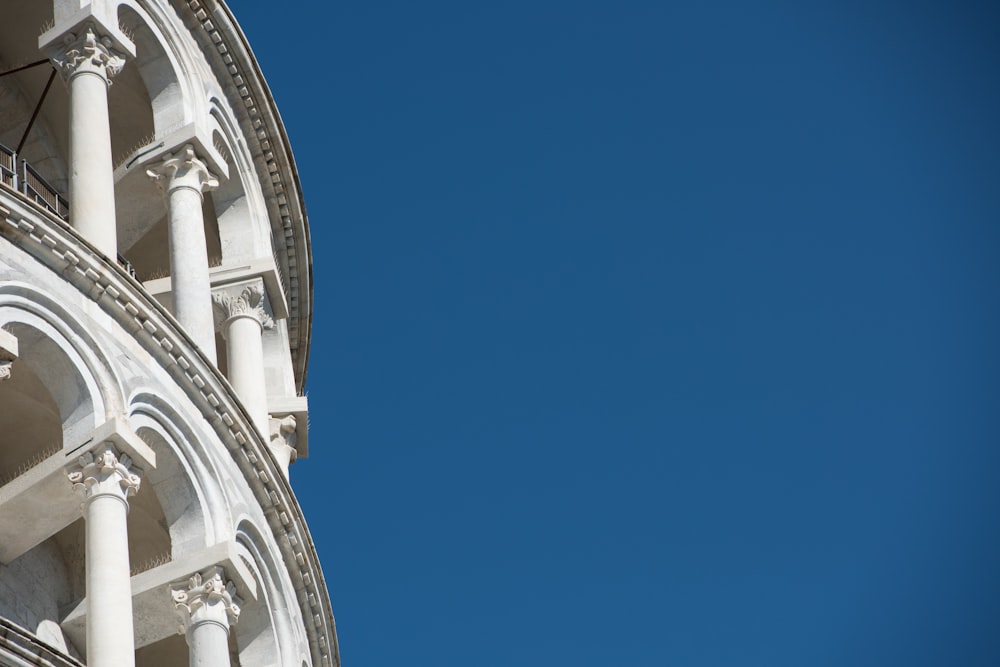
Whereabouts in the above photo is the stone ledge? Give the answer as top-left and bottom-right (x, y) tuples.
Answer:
(60, 542), (257, 652)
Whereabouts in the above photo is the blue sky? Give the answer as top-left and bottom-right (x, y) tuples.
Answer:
(235, 2), (999, 665)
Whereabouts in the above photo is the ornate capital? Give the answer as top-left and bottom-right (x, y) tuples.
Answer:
(49, 23), (126, 85)
(171, 565), (241, 631)
(66, 443), (142, 507)
(269, 414), (298, 466)
(146, 144), (220, 195)
(213, 282), (274, 331)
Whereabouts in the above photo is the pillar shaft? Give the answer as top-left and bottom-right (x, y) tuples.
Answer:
(50, 25), (126, 259)
(188, 616), (231, 667)
(147, 145), (219, 363)
(213, 282), (274, 436)
(226, 315), (268, 434)
(84, 493), (134, 666)
(67, 444), (143, 667)
(168, 184), (215, 359)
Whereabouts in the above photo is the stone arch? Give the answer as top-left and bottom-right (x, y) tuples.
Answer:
(116, 1), (191, 140)
(209, 99), (270, 262)
(128, 393), (230, 554)
(235, 520), (301, 666)
(0, 284), (116, 453)
(0, 285), (121, 661)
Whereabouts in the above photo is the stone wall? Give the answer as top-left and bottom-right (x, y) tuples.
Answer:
(0, 536), (78, 657)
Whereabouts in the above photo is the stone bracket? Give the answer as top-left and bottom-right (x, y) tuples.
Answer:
(268, 395), (309, 459)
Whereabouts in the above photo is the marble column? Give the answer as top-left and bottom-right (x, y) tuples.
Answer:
(49, 23), (126, 259)
(147, 145), (220, 363)
(66, 444), (144, 667)
(171, 565), (241, 667)
(213, 282), (273, 436)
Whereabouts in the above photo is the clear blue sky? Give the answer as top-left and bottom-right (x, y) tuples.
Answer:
(235, 2), (999, 665)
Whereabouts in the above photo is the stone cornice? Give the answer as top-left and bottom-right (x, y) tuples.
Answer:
(0, 192), (336, 667)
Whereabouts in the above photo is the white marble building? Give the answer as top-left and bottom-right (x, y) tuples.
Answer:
(0, 1), (339, 665)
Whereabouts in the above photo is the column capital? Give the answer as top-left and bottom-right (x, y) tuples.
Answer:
(66, 443), (142, 508)
(212, 280), (275, 332)
(48, 23), (127, 85)
(0, 327), (16, 381)
(171, 565), (241, 632)
(146, 144), (220, 196)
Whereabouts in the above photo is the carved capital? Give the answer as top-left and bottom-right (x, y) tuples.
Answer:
(213, 282), (274, 331)
(49, 23), (126, 85)
(66, 443), (142, 507)
(171, 565), (241, 631)
(146, 144), (219, 195)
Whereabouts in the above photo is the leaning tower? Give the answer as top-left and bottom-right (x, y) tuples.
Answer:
(0, 1), (338, 666)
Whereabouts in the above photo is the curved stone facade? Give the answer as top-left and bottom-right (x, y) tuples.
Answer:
(0, 1), (335, 666)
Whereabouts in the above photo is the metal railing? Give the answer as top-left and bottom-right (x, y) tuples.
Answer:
(1, 142), (139, 279)
(0, 142), (69, 220)
(0, 143), (15, 189)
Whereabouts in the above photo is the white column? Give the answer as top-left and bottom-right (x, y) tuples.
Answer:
(147, 145), (220, 363)
(66, 444), (143, 667)
(49, 23), (126, 259)
(171, 565), (241, 667)
(213, 282), (273, 436)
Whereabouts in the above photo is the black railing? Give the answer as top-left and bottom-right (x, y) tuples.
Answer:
(1, 142), (138, 279)
(0, 142), (68, 220)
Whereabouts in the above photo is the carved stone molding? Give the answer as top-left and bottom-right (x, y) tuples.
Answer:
(171, 565), (241, 631)
(66, 444), (142, 506)
(269, 414), (298, 466)
(49, 23), (126, 85)
(146, 144), (220, 196)
(213, 281), (275, 331)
